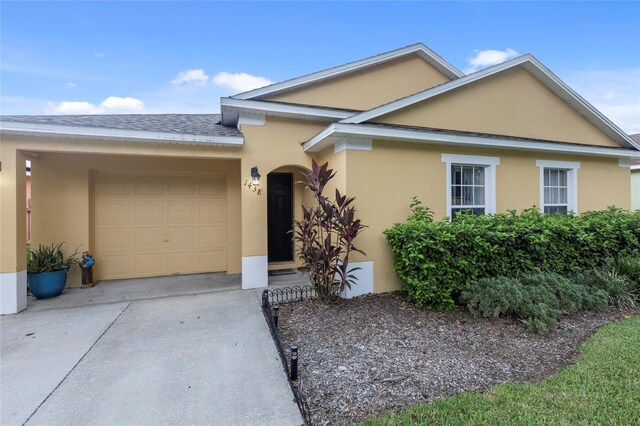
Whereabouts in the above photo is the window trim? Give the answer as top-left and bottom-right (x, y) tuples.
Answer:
(535, 160), (580, 214)
(442, 154), (500, 218)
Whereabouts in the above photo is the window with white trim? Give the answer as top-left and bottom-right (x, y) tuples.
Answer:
(451, 164), (486, 216)
(442, 154), (499, 219)
(536, 160), (580, 215)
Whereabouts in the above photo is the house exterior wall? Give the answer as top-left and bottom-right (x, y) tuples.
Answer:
(266, 54), (451, 111)
(375, 67), (620, 148)
(343, 140), (631, 293)
(237, 116), (326, 253)
(632, 170), (640, 211)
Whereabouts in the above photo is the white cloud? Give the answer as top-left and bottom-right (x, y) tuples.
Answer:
(95, 52), (105, 59)
(171, 69), (210, 86)
(466, 48), (519, 73)
(67, 82), (76, 88)
(101, 96), (144, 111)
(212, 71), (273, 92)
(566, 69), (640, 134)
(51, 101), (103, 114)
(49, 96), (145, 114)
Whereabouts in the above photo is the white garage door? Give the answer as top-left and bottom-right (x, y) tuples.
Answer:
(94, 172), (227, 280)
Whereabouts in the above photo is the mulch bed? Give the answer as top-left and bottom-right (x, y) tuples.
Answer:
(277, 292), (638, 425)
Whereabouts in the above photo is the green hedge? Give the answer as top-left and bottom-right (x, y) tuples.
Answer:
(384, 205), (640, 309)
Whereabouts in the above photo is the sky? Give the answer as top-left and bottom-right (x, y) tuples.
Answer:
(1, 1), (639, 133)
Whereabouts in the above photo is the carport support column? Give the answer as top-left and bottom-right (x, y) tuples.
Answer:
(0, 145), (28, 314)
(240, 162), (268, 290)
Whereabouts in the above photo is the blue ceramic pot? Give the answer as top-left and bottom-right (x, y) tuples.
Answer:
(27, 269), (68, 299)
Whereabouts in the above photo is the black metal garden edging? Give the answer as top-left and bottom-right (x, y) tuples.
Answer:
(261, 286), (316, 425)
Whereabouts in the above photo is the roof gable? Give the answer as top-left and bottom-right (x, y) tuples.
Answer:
(342, 55), (639, 150)
(231, 43), (463, 102)
(372, 67), (621, 148)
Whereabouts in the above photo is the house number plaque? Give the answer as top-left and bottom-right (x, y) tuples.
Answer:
(244, 180), (262, 195)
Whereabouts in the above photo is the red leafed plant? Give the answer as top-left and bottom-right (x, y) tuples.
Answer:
(293, 159), (367, 302)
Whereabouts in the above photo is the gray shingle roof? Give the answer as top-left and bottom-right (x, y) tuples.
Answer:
(0, 114), (242, 138)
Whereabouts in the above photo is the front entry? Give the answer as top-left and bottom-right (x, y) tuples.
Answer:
(267, 173), (294, 262)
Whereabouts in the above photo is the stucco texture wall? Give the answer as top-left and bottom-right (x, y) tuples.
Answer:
(343, 140), (631, 293)
(266, 54), (451, 111)
(0, 141), (27, 275)
(375, 67), (619, 148)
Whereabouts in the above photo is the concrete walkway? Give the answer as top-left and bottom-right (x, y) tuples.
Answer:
(1, 277), (302, 426)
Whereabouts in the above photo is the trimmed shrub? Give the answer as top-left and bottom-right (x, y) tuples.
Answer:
(462, 272), (608, 334)
(385, 205), (640, 309)
(573, 268), (636, 309)
(519, 272), (608, 313)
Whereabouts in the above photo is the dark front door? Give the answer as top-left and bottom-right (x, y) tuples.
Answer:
(267, 173), (294, 262)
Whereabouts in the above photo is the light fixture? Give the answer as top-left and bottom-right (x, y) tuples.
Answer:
(251, 166), (261, 187)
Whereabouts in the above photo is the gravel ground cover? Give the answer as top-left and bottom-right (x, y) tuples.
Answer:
(278, 292), (638, 425)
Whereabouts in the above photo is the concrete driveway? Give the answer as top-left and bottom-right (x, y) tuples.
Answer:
(1, 279), (302, 426)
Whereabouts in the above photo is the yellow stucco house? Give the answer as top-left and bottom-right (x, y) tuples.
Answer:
(2, 43), (639, 314)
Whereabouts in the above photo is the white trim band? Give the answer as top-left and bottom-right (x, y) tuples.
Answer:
(334, 137), (373, 153)
(0, 122), (244, 147)
(303, 123), (640, 159)
(221, 98), (353, 126)
(1, 270), (27, 315)
(339, 261), (374, 299)
(242, 256), (268, 290)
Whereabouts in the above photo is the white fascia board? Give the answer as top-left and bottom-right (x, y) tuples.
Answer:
(535, 159), (581, 170)
(303, 123), (640, 159)
(342, 55), (639, 151)
(220, 98), (353, 126)
(0, 121), (243, 147)
(631, 165), (640, 170)
(230, 43), (463, 100)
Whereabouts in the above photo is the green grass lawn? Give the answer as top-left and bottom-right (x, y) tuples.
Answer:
(359, 316), (640, 426)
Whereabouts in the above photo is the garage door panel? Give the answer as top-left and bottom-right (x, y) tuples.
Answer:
(198, 200), (226, 223)
(199, 225), (226, 250)
(96, 227), (130, 253)
(198, 177), (225, 196)
(95, 174), (130, 195)
(95, 200), (130, 226)
(97, 255), (133, 280)
(134, 176), (164, 195)
(133, 227), (166, 250)
(167, 201), (196, 222)
(133, 254), (168, 276)
(95, 171), (228, 281)
(167, 226), (196, 249)
(168, 176), (196, 195)
(168, 252), (198, 274)
(198, 250), (226, 272)
(134, 200), (164, 224)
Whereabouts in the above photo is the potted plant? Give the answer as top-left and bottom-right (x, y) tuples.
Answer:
(27, 243), (78, 299)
